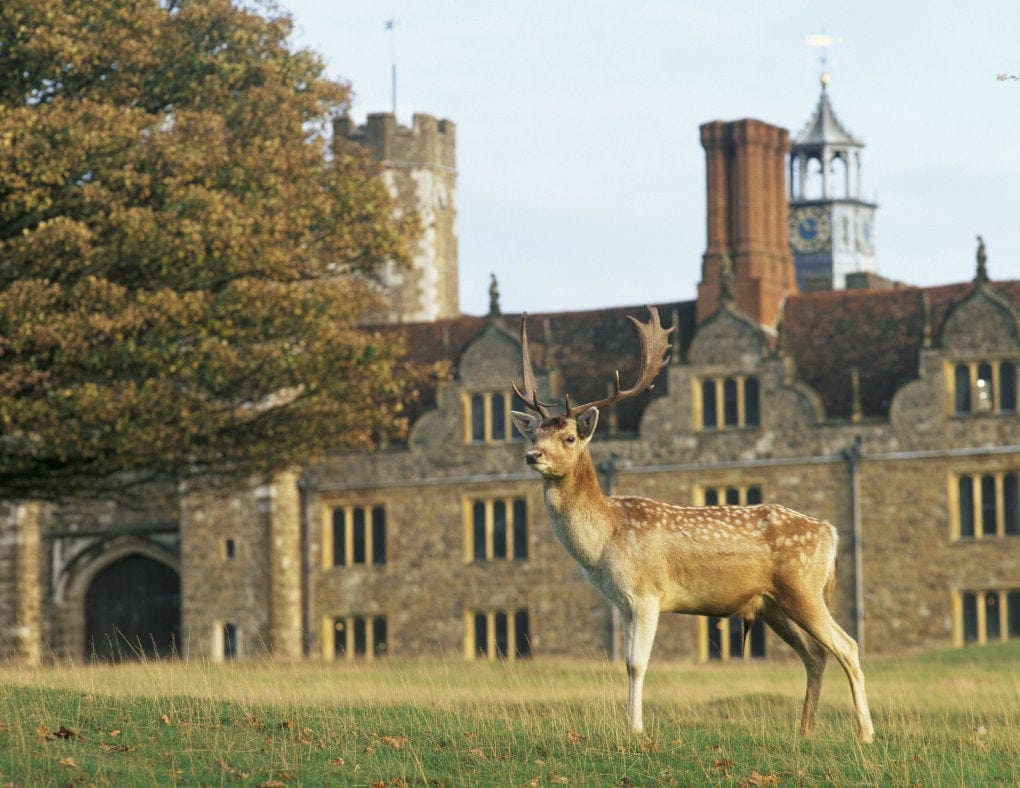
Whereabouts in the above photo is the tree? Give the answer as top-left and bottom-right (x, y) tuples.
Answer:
(0, 0), (428, 500)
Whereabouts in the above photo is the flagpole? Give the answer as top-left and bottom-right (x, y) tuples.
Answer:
(385, 19), (397, 116)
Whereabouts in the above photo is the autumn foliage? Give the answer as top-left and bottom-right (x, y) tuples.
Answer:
(0, 0), (426, 498)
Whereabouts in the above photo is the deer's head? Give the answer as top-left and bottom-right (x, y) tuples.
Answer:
(510, 307), (673, 479)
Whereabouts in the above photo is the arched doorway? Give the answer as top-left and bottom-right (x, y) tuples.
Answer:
(84, 554), (180, 661)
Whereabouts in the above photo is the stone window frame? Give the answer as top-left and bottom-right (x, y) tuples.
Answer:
(948, 469), (1020, 541)
(462, 496), (528, 563)
(323, 614), (388, 660)
(322, 503), (387, 568)
(463, 608), (531, 661)
(697, 615), (767, 663)
(951, 588), (1020, 647)
(698, 484), (764, 507)
(212, 620), (239, 662)
(694, 374), (761, 431)
(463, 390), (527, 444)
(947, 358), (1018, 417)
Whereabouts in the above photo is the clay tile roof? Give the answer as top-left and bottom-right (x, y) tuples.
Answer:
(781, 280), (1020, 419)
(381, 301), (697, 435)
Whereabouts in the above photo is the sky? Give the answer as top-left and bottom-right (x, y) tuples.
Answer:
(280, 1), (1020, 317)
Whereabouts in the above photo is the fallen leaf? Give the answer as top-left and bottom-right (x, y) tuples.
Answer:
(55, 726), (83, 741)
(83, 694), (95, 705)
(526, 779), (542, 788)
(468, 748), (484, 757)
(216, 758), (250, 780)
(328, 757), (345, 767)
(258, 781), (287, 788)
(100, 742), (134, 753)
(381, 734), (409, 750)
(57, 757), (77, 769)
(161, 714), (171, 726)
(712, 758), (734, 774)
(549, 775), (570, 785)
(640, 739), (660, 753)
(109, 729), (121, 737)
(743, 770), (780, 785)
(566, 731), (585, 743)
(364, 746), (376, 753)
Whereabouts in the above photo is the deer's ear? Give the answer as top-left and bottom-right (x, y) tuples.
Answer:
(511, 411), (540, 441)
(576, 407), (599, 442)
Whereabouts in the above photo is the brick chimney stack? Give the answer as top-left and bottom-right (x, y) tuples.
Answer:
(696, 119), (796, 327)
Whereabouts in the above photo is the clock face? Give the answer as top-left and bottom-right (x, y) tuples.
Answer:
(788, 207), (831, 254)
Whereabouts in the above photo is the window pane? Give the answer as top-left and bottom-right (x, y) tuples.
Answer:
(704, 489), (719, 506)
(494, 612), (509, 659)
(474, 613), (488, 657)
(728, 617), (744, 658)
(702, 381), (717, 428)
(373, 617), (388, 656)
(1008, 591), (1020, 638)
(725, 488), (740, 505)
(723, 378), (738, 426)
(514, 610), (531, 658)
(985, 593), (1001, 641)
(332, 509), (347, 566)
(471, 394), (485, 442)
(223, 623), (237, 660)
(976, 363), (994, 412)
(334, 618), (346, 656)
(1005, 473), (1019, 536)
(491, 393), (506, 440)
(962, 592), (978, 643)
(512, 499), (528, 559)
(1001, 362), (1017, 412)
(352, 507), (366, 564)
(492, 500), (507, 559)
(980, 476), (997, 537)
(954, 364), (971, 414)
(353, 617), (367, 656)
(473, 502), (487, 561)
(746, 486), (763, 505)
(371, 506), (386, 565)
(708, 617), (724, 660)
(744, 377), (760, 426)
(510, 392), (527, 441)
(958, 476), (974, 538)
(749, 618), (766, 658)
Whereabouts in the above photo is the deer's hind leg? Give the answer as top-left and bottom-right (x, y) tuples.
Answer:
(760, 597), (828, 736)
(777, 593), (874, 743)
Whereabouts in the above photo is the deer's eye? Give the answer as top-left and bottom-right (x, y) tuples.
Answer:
(565, 435), (576, 444)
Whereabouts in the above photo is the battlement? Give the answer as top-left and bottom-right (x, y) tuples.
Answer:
(334, 113), (456, 171)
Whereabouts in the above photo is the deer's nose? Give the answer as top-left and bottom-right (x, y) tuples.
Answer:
(525, 450), (542, 465)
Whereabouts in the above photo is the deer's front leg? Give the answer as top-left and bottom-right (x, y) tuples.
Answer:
(624, 597), (660, 735)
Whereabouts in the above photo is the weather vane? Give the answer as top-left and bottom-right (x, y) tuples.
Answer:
(805, 32), (839, 88)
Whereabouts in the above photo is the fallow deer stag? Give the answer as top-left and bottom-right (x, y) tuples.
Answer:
(510, 306), (874, 742)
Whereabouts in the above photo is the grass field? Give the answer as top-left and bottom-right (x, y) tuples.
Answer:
(1, 641), (1018, 785)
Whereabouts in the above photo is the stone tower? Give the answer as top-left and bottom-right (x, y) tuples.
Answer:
(697, 118), (796, 328)
(788, 77), (878, 291)
(335, 113), (459, 323)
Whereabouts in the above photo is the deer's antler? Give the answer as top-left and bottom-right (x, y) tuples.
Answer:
(562, 305), (674, 417)
(512, 312), (553, 418)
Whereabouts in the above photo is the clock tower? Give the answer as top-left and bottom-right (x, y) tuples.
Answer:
(788, 76), (877, 291)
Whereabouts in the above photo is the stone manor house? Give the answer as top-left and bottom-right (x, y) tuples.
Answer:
(2, 82), (1018, 665)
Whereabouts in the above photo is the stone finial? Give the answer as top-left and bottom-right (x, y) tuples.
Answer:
(488, 273), (501, 316)
(719, 254), (735, 304)
(975, 235), (989, 283)
(921, 292), (932, 348)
